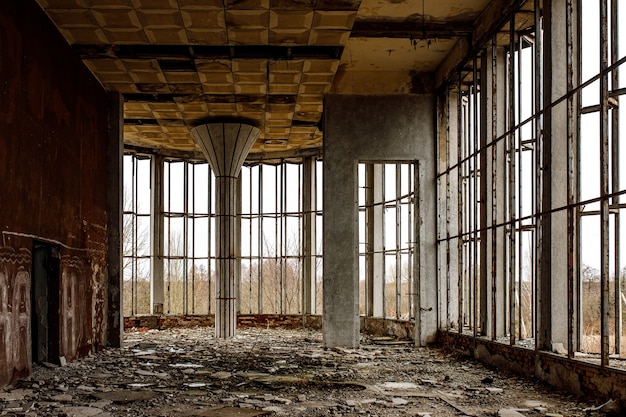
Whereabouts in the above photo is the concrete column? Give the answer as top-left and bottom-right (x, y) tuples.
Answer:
(540, 0), (578, 351)
(365, 164), (385, 317)
(106, 92), (123, 348)
(302, 156), (317, 315)
(192, 123), (261, 338)
(440, 90), (460, 330)
(150, 155), (164, 315)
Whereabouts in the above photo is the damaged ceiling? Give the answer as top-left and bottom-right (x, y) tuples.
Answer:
(36, 0), (492, 157)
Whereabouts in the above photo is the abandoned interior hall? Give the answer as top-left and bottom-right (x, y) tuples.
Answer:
(3, 0), (626, 414)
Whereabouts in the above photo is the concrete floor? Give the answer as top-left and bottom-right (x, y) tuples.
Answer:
(0, 327), (613, 416)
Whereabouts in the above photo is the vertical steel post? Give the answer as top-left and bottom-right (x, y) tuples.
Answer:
(508, 14), (517, 346)
(258, 164), (264, 313)
(249, 167), (253, 313)
(191, 164), (196, 314)
(396, 164), (402, 318)
(458, 76), (465, 332)
(208, 165), (212, 314)
(446, 88), (452, 329)
(600, 0), (610, 367)
(468, 56), (480, 337)
(517, 32), (523, 342)
(491, 35), (499, 340)
(413, 161), (422, 344)
(534, 0), (544, 345)
(566, 0), (576, 359)
(610, 0), (621, 356)
(408, 163), (414, 320)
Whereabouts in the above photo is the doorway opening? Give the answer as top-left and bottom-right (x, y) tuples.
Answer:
(31, 242), (60, 364)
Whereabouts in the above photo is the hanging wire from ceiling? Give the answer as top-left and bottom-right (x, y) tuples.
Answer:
(410, 0), (432, 50)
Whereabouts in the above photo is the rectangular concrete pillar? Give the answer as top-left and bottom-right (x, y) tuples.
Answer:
(150, 155), (164, 315)
(323, 95), (436, 348)
(437, 90), (461, 330)
(540, 0), (579, 351)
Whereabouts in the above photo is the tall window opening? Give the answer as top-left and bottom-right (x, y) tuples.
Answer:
(358, 162), (417, 319)
(163, 159), (215, 315)
(123, 153), (152, 316)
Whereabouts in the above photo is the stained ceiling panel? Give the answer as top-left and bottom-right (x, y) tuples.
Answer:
(36, 0), (495, 156)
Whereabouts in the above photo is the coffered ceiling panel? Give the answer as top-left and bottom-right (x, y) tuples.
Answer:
(37, 0), (499, 157)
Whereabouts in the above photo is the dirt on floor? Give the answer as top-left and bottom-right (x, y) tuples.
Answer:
(0, 327), (620, 416)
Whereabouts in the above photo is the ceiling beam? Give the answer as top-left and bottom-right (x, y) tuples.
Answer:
(74, 44), (344, 61)
(435, 0), (529, 88)
(350, 20), (473, 39)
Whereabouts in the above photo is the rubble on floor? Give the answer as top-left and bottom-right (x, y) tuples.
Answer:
(0, 327), (617, 416)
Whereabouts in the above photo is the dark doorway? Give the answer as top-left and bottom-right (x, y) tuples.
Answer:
(32, 242), (60, 364)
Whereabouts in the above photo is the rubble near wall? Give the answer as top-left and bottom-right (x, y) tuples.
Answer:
(440, 330), (626, 408)
(0, 327), (609, 416)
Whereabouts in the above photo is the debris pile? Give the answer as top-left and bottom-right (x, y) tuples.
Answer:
(0, 327), (611, 416)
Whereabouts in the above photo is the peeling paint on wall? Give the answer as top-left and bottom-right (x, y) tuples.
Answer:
(60, 256), (92, 362)
(0, 247), (32, 386)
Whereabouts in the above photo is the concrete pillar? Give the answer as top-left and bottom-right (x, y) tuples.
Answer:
(439, 89), (460, 330)
(302, 156), (317, 315)
(540, 0), (578, 351)
(106, 92), (123, 348)
(365, 164), (385, 317)
(150, 155), (164, 315)
(192, 123), (261, 338)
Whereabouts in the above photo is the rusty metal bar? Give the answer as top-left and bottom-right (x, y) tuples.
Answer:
(533, 0), (542, 343)
(408, 163), (414, 320)
(208, 164), (213, 314)
(414, 160), (422, 343)
(472, 56), (479, 337)
(446, 87), (452, 329)
(191, 164), (196, 314)
(458, 74), (465, 333)
(258, 163), (264, 313)
(566, 0), (576, 360)
(166, 161), (172, 314)
(610, 0), (621, 357)
(491, 35), (498, 340)
(517, 29), (524, 342)
(508, 13), (517, 346)
(132, 155), (138, 315)
(249, 167), (253, 313)
(183, 161), (189, 315)
(298, 162), (303, 315)
(396, 164), (402, 318)
(382, 165), (387, 318)
(600, 0), (610, 367)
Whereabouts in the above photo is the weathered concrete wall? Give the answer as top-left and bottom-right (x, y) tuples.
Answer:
(323, 94), (437, 347)
(0, 0), (110, 386)
(440, 331), (626, 406)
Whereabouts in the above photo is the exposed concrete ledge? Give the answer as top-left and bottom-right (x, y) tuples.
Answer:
(124, 314), (322, 331)
(124, 314), (417, 342)
(440, 331), (626, 406)
(361, 317), (414, 341)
